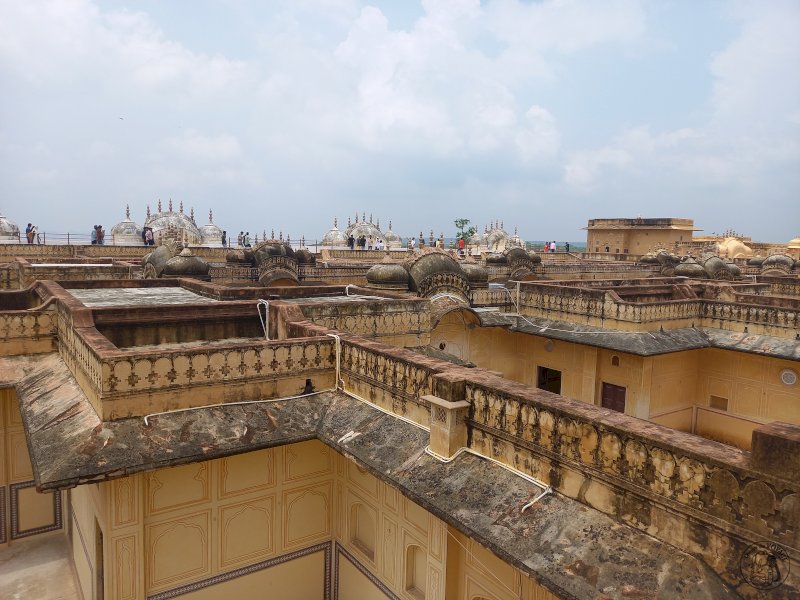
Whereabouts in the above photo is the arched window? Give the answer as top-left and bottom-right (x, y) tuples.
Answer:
(611, 355), (620, 367)
(349, 504), (375, 561)
(405, 545), (426, 599)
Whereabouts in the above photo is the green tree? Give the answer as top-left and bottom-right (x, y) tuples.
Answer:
(454, 218), (477, 243)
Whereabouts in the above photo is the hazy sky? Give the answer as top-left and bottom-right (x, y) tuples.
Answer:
(1, 0), (799, 243)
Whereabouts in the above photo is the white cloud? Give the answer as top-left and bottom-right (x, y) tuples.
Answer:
(162, 131), (243, 162)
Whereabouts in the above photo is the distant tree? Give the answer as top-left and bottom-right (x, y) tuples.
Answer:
(454, 218), (477, 243)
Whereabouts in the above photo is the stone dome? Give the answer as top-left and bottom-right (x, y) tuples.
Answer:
(162, 248), (211, 279)
(639, 252), (660, 264)
(0, 213), (20, 242)
(699, 254), (736, 280)
(461, 263), (488, 288)
(404, 250), (469, 299)
(747, 256), (765, 266)
(675, 257), (707, 278)
(143, 200), (202, 245)
(382, 221), (402, 249)
(321, 218), (349, 247)
(787, 237), (800, 249)
(527, 250), (542, 264)
(111, 206), (143, 245)
(253, 240), (296, 260)
(468, 228), (485, 246)
(366, 263), (409, 290)
(295, 249), (316, 265)
(760, 253), (796, 275)
(199, 210), (223, 247)
(485, 253), (507, 265)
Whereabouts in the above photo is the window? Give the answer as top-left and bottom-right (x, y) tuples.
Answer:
(710, 396), (728, 411)
(611, 355), (620, 367)
(405, 545), (426, 599)
(537, 367), (562, 394)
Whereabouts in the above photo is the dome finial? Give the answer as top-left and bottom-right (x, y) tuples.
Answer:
(168, 198), (173, 212)
(158, 199), (162, 213)
(271, 228), (275, 239)
(347, 216), (351, 227)
(146, 204), (151, 219)
(334, 217), (338, 228)
(179, 200), (184, 214)
(190, 207), (194, 222)
(355, 211), (359, 223)
(125, 204), (130, 219)
(209, 209), (213, 223)
(362, 211), (366, 223)
(389, 220), (392, 230)
(377, 217), (380, 229)
(369, 213), (373, 224)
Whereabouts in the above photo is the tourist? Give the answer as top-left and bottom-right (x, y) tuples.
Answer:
(543, 241), (549, 253)
(144, 227), (154, 246)
(411, 237), (416, 250)
(221, 231), (227, 247)
(98, 225), (106, 245)
(550, 240), (556, 253)
(237, 231), (243, 247)
(244, 232), (251, 248)
(458, 238), (465, 256)
(348, 234), (355, 250)
(565, 242), (570, 253)
(25, 223), (33, 244)
(367, 235), (373, 250)
(91, 226), (97, 245)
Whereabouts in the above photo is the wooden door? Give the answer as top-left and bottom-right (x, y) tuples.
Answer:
(601, 382), (626, 413)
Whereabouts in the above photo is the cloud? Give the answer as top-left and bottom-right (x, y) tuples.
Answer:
(162, 131), (243, 162)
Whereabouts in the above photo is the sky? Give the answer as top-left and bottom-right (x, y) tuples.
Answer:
(1, 0), (799, 243)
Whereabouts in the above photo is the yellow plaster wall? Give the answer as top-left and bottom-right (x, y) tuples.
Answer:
(88, 437), (564, 600)
(696, 349), (800, 424)
(594, 350), (646, 417)
(70, 483), (108, 600)
(431, 319), (592, 403)
(647, 351), (700, 419)
(445, 528), (558, 600)
(0, 387), (64, 550)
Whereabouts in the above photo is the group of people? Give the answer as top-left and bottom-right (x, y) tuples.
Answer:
(543, 240), (568, 253)
(348, 235), (384, 250)
(237, 231), (252, 248)
(24, 223), (38, 244)
(90, 225), (106, 245)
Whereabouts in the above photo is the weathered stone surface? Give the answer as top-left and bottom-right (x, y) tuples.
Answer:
(6, 352), (741, 599)
(751, 422), (800, 482)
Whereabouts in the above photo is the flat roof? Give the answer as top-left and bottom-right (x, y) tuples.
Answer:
(7, 352), (736, 599)
(66, 287), (218, 307)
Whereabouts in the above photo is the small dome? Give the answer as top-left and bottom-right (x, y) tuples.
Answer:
(675, 258), (707, 278)
(761, 253), (796, 274)
(787, 237), (800, 249)
(199, 210), (223, 247)
(110, 206), (143, 245)
(0, 213), (21, 241)
(383, 221), (402, 249)
(699, 254), (736, 280)
(485, 253), (507, 264)
(162, 252), (211, 279)
(747, 255), (765, 266)
(461, 263), (488, 288)
(321, 218), (349, 247)
(144, 200), (202, 245)
(527, 250), (542, 264)
(253, 240), (296, 261)
(295, 248), (316, 265)
(366, 263), (409, 289)
(639, 252), (660, 264)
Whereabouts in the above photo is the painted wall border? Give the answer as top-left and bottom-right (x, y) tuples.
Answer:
(333, 541), (401, 600)
(10, 480), (62, 539)
(147, 540), (332, 600)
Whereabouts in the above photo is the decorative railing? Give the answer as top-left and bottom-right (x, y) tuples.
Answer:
(463, 378), (799, 562)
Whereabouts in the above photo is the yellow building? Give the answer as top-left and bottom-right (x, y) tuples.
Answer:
(0, 242), (798, 599)
(585, 217), (699, 254)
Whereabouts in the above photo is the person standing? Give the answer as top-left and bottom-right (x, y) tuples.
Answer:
(244, 232), (251, 248)
(145, 227), (154, 246)
(25, 223), (33, 244)
(367, 235), (373, 250)
(91, 226), (98, 245)
(551, 240), (556, 253)
(565, 241), (570, 253)
(98, 225), (106, 245)
(237, 231), (243, 247)
(221, 231), (227, 247)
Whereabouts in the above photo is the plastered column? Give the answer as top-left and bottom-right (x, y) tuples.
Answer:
(422, 394), (470, 459)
